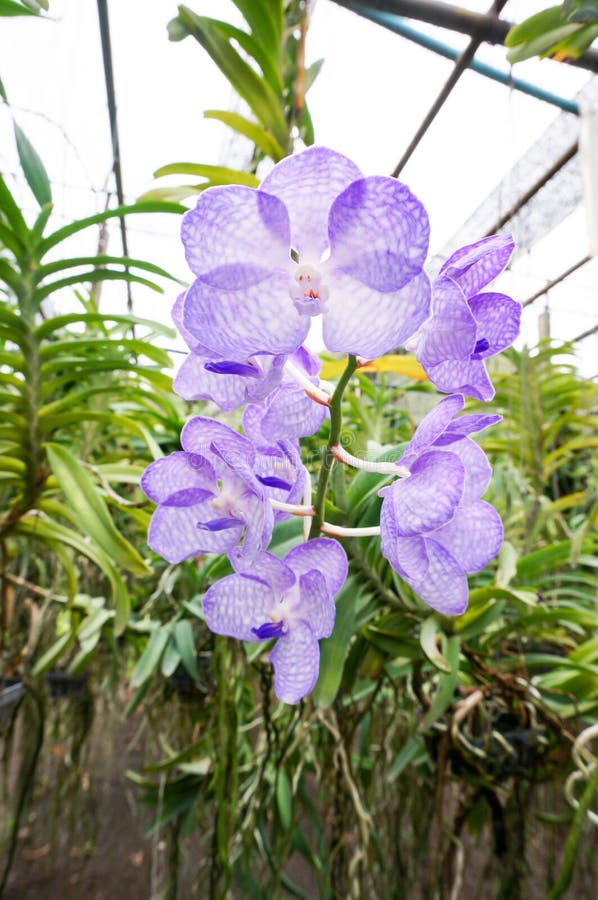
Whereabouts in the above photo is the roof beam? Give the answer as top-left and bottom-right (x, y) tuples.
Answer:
(331, 0), (598, 72)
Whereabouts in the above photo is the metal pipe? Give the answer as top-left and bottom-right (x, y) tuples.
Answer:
(522, 256), (591, 309)
(331, 0), (598, 72)
(342, 5), (580, 115)
(391, 0), (509, 177)
(96, 0), (132, 312)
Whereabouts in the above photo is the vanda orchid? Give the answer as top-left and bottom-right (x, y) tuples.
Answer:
(142, 146), (520, 703)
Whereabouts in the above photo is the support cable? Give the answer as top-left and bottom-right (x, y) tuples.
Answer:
(96, 0), (132, 313)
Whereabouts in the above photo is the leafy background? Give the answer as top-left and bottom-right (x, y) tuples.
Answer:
(1, 1), (597, 898)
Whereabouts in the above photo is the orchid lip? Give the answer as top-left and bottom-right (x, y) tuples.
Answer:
(256, 474), (293, 491)
(204, 360), (261, 378)
(470, 337), (490, 359)
(197, 516), (240, 532)
(252, 620), (286, 640)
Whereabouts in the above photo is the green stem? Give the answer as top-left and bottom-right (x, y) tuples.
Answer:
(309, 354), (358, 538)
(547, 762), (598, 900)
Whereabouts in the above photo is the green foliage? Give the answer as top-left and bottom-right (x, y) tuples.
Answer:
(506, 1), (598, 62)
(143, 1), (323, 201)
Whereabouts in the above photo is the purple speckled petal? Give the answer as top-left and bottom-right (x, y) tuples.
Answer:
(173, 352), (286, 412)
(259, 383), (328, 441)
(399, 395), (464, 468)
(468, 293), (521, 356)
(328, 176), (429, 292)
(284, 538), (349, 597)
(147, 500), (243, 563)
(260, 147), (362, 262)
(238, 552), (297, 596)
(295, 570), (336, 639)
(269, 620), (320, 704)
(141, 452), (215, 504)
(172, 293), (201, 351)
(181, 417), (255, 469)
(440, 413), (502, 441)
(392, 535), (428, 582)
(388, 450), (465, 536)
(181, 185), (291, 277)
(183, 271), (309, 360)
(424, 357), (495, 402)
(407, 539), (468, 616)
(288, 345), (321, 379)
(231, 489), (274, 565)
(323, 269), (431, 358)
(203, 573), (275, 641)
(251, 442), (307, 523)
(417, 276), (476, 367)
(440, 234), (515, 298)
(433, 500), (503, 572)
(439, 438), (492, 503)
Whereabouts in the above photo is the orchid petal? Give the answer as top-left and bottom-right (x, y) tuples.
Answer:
(269, 620), (320, 704)
(141, 452), (215, 504)
(147, 501), (243, 563)
(181, 185), (290, 276)
(181, 417), (255, 468)
(323, 269), (431, 359)
(328, 176), (429, 291)
(424, 357), (495, 402)
(296, 571), (336, 639)
(284, 538), (349, 597)
(183, 270), (309, 360)
(260, 147), (362, 262)
(442, 439), (492, 502)
(389, 450), (464, 536)
(468, 293), (521, 356)
(400, 395), (464, 467)
(203, 573), (275, 641)
(408, 539), (468, 616)
(440, 234), (515, 297)
(417, 276), (476, 366)
(433, 501), (503, 572)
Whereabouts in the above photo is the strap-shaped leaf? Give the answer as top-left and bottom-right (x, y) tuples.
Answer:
(153, 161), (260, 186)
(0, 173), (28, 240)
(13, 120), (52, 207)
(35, 311), (175, 341)
(38, 200), (184, 256)
(46, 443), (150, 578)
(15, 512), (131, 633)
(204, 110), (286, 161)
(34, 254), (180, 284)
(173, 7), (289, 149)
(229, 0), (283, 61)
(173, 619), (200, 682)
(131, 626), (170, 688)
(0, 0), (39, 16)
(34, 268), (166, 302)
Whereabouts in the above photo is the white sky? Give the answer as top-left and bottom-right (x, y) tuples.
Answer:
(0, 0), (596, 373)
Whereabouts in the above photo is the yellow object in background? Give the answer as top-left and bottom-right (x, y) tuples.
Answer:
(320, 355), (427, 382)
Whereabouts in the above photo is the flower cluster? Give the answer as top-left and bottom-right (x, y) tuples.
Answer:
(142, 147), (520, 703)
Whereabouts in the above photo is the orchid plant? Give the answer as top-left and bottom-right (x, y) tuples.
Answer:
(142, 146), (521, 703)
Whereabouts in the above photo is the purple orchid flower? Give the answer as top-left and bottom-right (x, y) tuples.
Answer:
(250, 438), (307, 526)
(171, 294), (287, 412)
(140, 417), (300, 566)
(203, 539), (348, 703)
(243, 346), (328, 442)
(380, 395), (503, 616)
(416, 234), (521, 401)
(180, 146), (431, 362)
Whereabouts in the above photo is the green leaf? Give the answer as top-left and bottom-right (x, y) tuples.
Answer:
(153, 161), (260, 186)
(131, 626), (170, 688)
(505, 6), (564, 46)
(313, 577), (358, 707)
(569, 3), (598, 23)
(229, 0), (283, 61)
(0, 0), (40, 16)
(276, 767), (293, 831)
(507, 23), (579, 62)
(173, 7), (289, 150)
(204, 110), (286, 161)
(419, 615), (451, 673)
(0, 172), (28, 240)
(173, 619), (199, 682)
(32, 631), (75, 676)
(46, 443), (150, 578)
(13, 120), (52, 207)
(420, 635), (460, 731)
(38, 200), (184, 256)
(161, 639), (181, 677)
(387, 734), (425, 782)
(34, 254), (179, 284)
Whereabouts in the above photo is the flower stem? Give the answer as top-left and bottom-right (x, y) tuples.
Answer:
(309, 354), (358, 538)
